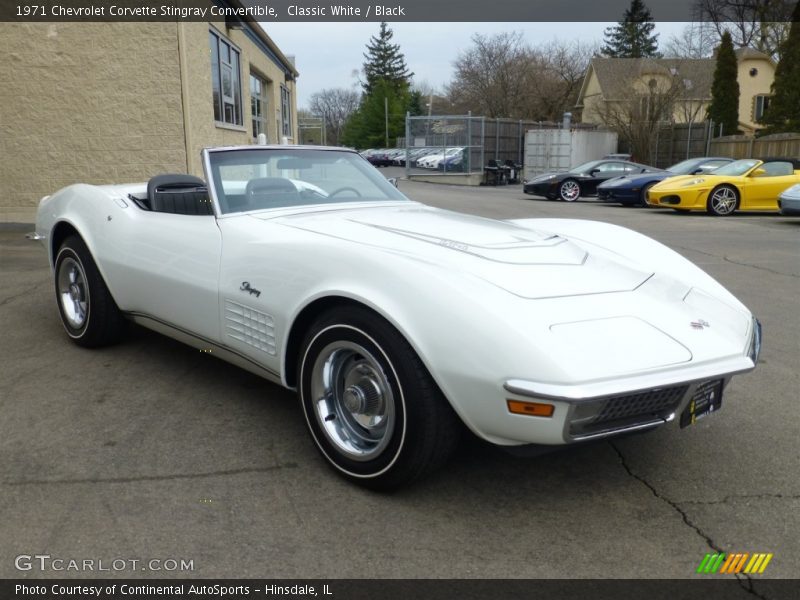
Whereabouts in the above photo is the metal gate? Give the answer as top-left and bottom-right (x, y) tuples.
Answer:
(524, 130), (572, 181)
(524, 129), (618, 180)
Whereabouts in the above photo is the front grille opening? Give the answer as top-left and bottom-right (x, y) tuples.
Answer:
(569, 385), (689, 437)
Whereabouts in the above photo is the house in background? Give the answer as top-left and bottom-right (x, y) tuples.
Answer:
(0, 0), (299, 222)
(576, 48), (776, 137)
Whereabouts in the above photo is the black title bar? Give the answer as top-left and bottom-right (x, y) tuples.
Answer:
(3, 579), (800, 600)
(2, 0), (795, 22)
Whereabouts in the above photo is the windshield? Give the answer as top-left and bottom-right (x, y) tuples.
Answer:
(207, 148), (409, 214)
(666, 159), (706, 174)
(711, 159), (760, 177)
(570, 160), (603, 174)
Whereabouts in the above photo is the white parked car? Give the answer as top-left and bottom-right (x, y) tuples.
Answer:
(417, 147), (462, 169)
(30, 145), (761, 489)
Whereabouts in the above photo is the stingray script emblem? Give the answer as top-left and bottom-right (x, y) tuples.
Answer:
(240, 282), (261, 298)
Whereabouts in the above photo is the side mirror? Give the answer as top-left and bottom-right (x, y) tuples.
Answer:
(589, 169), (600, 176)
(387, 177), (398, 188)
(750, 168), (766, 177)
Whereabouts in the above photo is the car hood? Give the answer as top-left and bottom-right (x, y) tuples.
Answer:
(653, 174), (742, 190)
(529, 171), (572, 182)
(265, 204), (653, 300)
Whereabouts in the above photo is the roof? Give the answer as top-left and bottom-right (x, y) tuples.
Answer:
(587, 57), (715, 101)
(734, 47), (774, 62)
(227, 0), (299, 78)
(204, 145), (356, 152)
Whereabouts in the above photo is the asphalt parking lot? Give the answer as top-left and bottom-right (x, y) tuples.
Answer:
(1, 172), (799, 588)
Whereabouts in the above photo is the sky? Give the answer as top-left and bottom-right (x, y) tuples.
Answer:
(261, 22), (691, 108)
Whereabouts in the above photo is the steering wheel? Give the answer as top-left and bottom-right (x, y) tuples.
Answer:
(328, 187), (362, 198)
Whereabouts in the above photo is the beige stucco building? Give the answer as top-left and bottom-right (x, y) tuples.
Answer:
(576, 49), (775, 137)
(0, 9), (299, 222)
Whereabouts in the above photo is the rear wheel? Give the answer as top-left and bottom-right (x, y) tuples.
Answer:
(54, 235), (125, 347)
(558, 179), (581, 202)
(707, 185), (739, 216)
(298, 306), (460, 490)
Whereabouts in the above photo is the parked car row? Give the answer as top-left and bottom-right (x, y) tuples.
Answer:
(524, 156), (800, 216)
(360, 147), (467, 171)
(360, 148), (404, 167)
(644, 158), (800, 216)
(597, 157), (734, 206)
(523, 159), (660, 202)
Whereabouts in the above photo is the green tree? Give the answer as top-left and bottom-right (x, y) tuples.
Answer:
(707, 31), (740, 134)
(362, 22), (413, 94)
(602, 0), (661, 58)
(760, 1), (800, 133)
(342, 79), (410, 149)
(407, 89), (425, 116)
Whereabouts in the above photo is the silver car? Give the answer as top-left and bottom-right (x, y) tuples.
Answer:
(778, 183), (800, 216)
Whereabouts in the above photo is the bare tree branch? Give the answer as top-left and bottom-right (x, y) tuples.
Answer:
(446, 33), (596, 121)
(308, 88), (360, 146)
(695, 0), (795, 58)
(594, 74), (688, 162)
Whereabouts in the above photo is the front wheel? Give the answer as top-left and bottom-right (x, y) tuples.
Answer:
(640, 182), (657, 206)
(707, 185), (739, 216)
(298, 306), (460, 490)
(558, 179), (581, 202)
(54, 235), (125, 347)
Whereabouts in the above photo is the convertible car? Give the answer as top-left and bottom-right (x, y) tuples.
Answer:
(523, 159), (658, 201)
(646, 157), (800, 215)
(597, 157), (733, 206)
(30, 145), (761, 489)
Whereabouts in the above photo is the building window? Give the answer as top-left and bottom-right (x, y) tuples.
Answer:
(754, 95), (771, 121)
(250, 73), (268, 141)
(209, 30), (242, 126)
(280, 85), (292, 139)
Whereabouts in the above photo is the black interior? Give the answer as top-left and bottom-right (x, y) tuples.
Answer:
(136, 174), (213, 215)
(243, 177), (300, 210)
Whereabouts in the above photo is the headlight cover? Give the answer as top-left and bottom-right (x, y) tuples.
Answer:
(682, 178), (706, 187)
(532, 174), (558, 183)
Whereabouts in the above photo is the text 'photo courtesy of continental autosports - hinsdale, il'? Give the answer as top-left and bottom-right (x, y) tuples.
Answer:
(31, 145), (762, 490)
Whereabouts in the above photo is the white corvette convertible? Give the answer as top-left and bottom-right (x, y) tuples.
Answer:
(31, 146), (761, 489)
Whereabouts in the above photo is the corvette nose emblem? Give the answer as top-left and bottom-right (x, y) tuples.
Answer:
(691, 319), (710, 330)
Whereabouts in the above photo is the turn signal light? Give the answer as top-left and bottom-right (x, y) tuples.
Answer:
(507, 399), (555, 417)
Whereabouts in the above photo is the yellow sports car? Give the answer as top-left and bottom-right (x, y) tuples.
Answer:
(646, 158), (800, 216)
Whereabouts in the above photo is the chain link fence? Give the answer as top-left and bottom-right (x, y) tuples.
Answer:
(298, 116), (326, 145)
(399, 115), (577, 179)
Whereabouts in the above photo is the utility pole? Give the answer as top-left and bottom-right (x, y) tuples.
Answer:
(385, 96), (389, 147)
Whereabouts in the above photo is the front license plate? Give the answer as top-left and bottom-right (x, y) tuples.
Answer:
(680, 380), (723, 428)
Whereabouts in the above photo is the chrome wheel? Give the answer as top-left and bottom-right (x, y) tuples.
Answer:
(54, 235), (124, 347)
(57, 256), (89, 329)
(299, 308), (461, 488)
(559, 180), (580, 202)
(309, 340), (395, 461)
(708, 186), (738, 216)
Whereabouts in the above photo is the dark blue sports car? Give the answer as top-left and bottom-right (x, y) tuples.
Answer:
(597, 157), (734, 206)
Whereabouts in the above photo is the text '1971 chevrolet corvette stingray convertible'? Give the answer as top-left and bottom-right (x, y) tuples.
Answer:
(30, 146), (762, 489)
